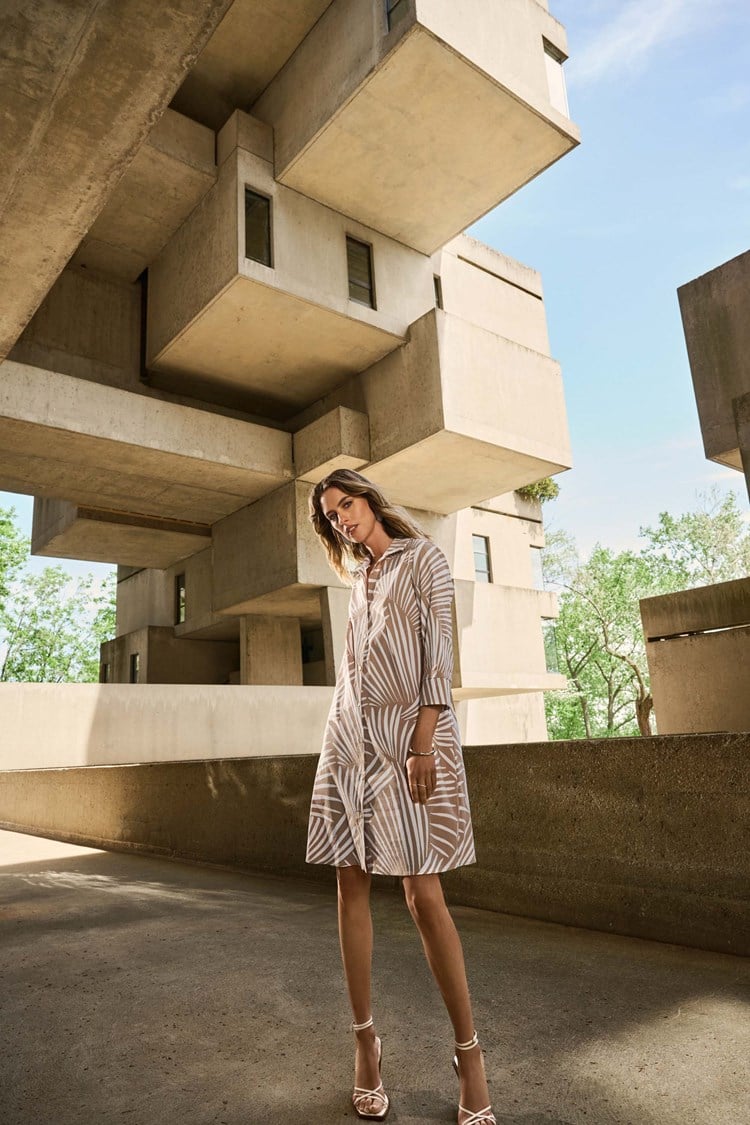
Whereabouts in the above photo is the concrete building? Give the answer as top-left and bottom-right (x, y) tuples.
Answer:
(639, 251), (750, 733)
(1, 0), (580, 747)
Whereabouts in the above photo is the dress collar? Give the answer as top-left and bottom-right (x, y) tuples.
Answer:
(352, 537), (411, 576)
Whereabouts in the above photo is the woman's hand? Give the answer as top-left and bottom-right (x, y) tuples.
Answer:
(406, 750), (437, 804)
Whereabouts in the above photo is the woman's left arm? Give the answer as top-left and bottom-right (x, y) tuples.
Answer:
(406, 543), (455, 803)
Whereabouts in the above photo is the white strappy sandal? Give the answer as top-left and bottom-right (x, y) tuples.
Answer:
(352, 1017), (390, 1120)
(453, 1032), (497, 1125)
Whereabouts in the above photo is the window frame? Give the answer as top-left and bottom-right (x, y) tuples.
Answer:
(244, 186), (273, 268)
(346, 235), (376, 309)
(472, 533), (493, 584)
(174, 573), (186, 626)
(541, 617), (559, 674)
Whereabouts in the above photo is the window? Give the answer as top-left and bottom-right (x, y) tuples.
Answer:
(99, 662), (111, 684)
(386, 0), (408, 30)
(433, 274), (443, 309)
(530, 546), (544, 590)
(244, 188), (272, 266)
(543, 39), (569, 117)
(472, 534), (492, 583)
(542, 618), (559, 674)
(174, 573), (186, 625)
(129, 653), (140, 684)
(346, 236), (375, 308)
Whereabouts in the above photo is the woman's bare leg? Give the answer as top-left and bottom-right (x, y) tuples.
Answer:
(337, 866), (384, 1113)
(403, 873), (492, 1120)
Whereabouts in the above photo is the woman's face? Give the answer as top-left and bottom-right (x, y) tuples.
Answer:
(320, 487), (377, 545)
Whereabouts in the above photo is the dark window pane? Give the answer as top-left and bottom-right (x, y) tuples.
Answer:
(245, 188), (272, 266)
(129, 653), (140, 684)
(433, 274), (443, 309)
(175, 574), (186, 625)
(347, 236), (375, 307)
(387, 0), (408, 30)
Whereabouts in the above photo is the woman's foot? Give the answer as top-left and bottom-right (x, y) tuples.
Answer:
(352, 1019), (389, 1120)
(454, 1035), (495, 1125)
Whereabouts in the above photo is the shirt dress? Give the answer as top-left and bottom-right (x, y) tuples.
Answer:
(306, 537), (476, 876)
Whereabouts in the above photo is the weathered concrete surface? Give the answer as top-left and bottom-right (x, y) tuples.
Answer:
(640, 578), (750, 734)
(1, 829), (748, 1125)
(678, 247), (750, 469)
(1, 735), (748, 956)
(0, 0), (234, 358)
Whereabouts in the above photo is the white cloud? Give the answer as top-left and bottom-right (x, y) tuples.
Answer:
(569, 0), (738, 87)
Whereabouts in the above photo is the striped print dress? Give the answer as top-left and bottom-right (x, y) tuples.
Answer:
(306, 537), (476, 876)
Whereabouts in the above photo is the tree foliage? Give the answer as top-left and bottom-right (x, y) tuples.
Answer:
(543, 489), (750, 739)
(0, 506), (115, 683)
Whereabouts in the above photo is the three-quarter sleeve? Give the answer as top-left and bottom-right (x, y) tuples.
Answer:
(413, 541), (455, 707)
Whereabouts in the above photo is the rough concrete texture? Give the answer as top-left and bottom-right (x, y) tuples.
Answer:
(1, 829), (748, 1125)
(1, 735), (748, 956)
(0, 0), (234, 358)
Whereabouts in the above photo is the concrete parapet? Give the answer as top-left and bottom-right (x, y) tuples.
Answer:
(641, 578), (750, 734)
(0, 684), (333, 770)
(1, 733), (747, 956)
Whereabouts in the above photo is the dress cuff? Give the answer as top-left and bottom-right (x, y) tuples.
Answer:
(420, 676), (453, 707)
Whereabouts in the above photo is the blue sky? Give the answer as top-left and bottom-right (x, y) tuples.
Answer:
(3, 0), (750, 573)
(472, 0), (750, 553)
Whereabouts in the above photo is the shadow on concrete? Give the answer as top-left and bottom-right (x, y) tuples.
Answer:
(1, 831), (749, 1125)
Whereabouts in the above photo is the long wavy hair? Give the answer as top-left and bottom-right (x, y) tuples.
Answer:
(309, 469), (428, 583)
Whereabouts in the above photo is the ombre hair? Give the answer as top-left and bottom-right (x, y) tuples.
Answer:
(309, 469), (429, 583)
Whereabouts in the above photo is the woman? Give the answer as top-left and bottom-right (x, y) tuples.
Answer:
(306, 468), (496, 1125)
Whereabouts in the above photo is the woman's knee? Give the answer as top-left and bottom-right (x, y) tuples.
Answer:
(337, 865), (371, 905)
(402, 874), (446, 928)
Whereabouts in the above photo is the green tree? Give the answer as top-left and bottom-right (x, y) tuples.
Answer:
(0, 506), (115, 682)
(543, 490), (750, 739)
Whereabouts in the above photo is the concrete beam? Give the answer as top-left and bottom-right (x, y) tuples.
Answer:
(0, 0), (234, 358)
(31, 498), (211, 570)
(0, 360), (293, 526)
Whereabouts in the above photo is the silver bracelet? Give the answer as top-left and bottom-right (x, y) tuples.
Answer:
(408, 747), (436, 757)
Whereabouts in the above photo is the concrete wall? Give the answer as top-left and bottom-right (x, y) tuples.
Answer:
(0, 684), (334, 769)
(10, 268), (142, 390)
(641, 577), (750, 734)
(678, 248), (750, 469)
(100, 626), (238, 685)
(1, 734), (746, 957)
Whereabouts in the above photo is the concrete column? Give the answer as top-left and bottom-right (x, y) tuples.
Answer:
(320, 587), (351, 685)
(240, 616), (302, 685)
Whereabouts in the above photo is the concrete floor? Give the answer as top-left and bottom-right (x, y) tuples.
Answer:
(1, 830), (748, 1125)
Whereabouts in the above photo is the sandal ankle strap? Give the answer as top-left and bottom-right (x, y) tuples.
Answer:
(352, 1016), (374, 1032)
(455, 1031), (479, 1051)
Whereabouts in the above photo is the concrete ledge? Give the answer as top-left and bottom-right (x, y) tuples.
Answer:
(0, 684), (333, 769)
(1, 733), (748, 956)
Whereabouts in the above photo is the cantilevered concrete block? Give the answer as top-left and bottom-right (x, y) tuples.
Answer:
(32, 498), (211, 570)
(71, 109), (217, 282)
(362, 308), (571, 513)
(678, 249), (750, 471)
(0, 0), (234, 359)
(253, 0), (579, 254)
(212, 481), (344, 620)
(147, 112), (432, 417)
(294, 406), (370, 483)
(0, 360), (293, 528)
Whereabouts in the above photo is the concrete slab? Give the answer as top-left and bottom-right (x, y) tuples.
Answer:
(1, 829), (748, 1125)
